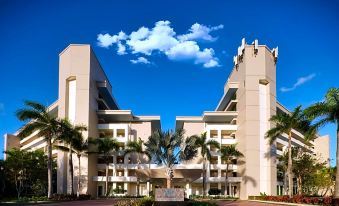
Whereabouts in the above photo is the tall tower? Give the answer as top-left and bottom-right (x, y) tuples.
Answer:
(57, 44), (117, 196)
(223, 39), (278, 199)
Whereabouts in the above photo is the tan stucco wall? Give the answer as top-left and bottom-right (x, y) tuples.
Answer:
(225, 45), (277, 199)
(57, 45), (111, 196)
(3, 134), (20, 159)
(314, 135), (330, 165)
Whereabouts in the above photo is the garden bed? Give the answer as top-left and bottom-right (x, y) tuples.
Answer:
(248, 195), (332, 205)
(113, 197), (219, 206)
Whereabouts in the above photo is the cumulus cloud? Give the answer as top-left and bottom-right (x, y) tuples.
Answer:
(166, 41), (220, 67)
(97, 31), (127, 49)
(130, 57), (151, 64)
(127, 21), (178, 55)
(280, 73), (316, 92)
(177, 23), (224, 42)
(97, 20), (223, 68)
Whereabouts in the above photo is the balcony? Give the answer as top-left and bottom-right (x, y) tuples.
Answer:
(194, 176), (242, 183)
(221, 138), (237, 145)
(93, 176), (137, 182)
(210, 164), (237, 170)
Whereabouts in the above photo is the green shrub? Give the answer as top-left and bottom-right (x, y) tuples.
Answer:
(208, 188), (221, 196)
(50, 194), (91, 201)
(113, 197), (154, 206)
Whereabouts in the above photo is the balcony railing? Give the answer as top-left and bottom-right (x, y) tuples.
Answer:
(221, 138), (237, 145)
(93, 176), (137, 182)
(194, 176), (242, 183)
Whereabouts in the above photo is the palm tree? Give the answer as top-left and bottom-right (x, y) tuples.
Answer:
(124, 138), (151, 196)
(144, 129), (198, 188)
(277, 147), (298, 195)
(305, 88), (339, 197)
(190, 132), (220, 197)
(90, 137), (118, 196)
(58, 119), (87, 195)
(16, 100), (60, 198)
(71, 135), (89, 197)
(266, 105), (315, 197)
(220, 144), (243, 196)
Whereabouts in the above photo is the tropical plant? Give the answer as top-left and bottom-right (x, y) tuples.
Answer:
(305, 88), (339, 197)
(3, 149), (51, 198)
(309, 166), (336, 196)
(90, 137), (118, 196)
(16, 100), (60, 198)
(72, 136), (89, 197)
(144, 129), (198, 188)
(0, 160), (5, 198)
(190, 132), (220, 197)
(277, 147), (298, 195)
(266, 105), (315, 197)
(4, 149), (28, 198)
(293, 148), (325, 195)
(54, 134), (89, 197)
(124, 138), (151, 196)
(220, 144), (243, 196)
(57, 119), (87, 195)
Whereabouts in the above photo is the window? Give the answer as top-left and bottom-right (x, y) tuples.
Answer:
(210, 130), (218, 138)
(99, 129), (113, 138)
(117, 156), (124, 164)
(117, 129), (125, 137)
(221, 130), (232, 139)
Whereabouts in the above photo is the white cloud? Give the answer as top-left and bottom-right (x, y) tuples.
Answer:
(280, 73), (316, 92)
(166, 41), (220, 68)
(177, 23), (224, 42)
(130, 57), (151, 64)
(117, 42), (127, 55)
(97, 31), (127, 48)
(97, 20), (223, 68)
(127, 20), (178, 55)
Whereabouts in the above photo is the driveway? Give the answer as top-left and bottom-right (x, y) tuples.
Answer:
(35, 199), (281, 206)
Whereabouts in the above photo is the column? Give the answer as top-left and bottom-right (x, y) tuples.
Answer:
(206, 162), (210, 195)
(147, 181), (150, 197)
(185, 182), (191, 198)
(124, 183), (128, 195)
(113, 182), (117, 195)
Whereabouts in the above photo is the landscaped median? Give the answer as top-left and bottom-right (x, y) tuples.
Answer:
(248, 195), (334, 205)
(113, 197), (221, 206)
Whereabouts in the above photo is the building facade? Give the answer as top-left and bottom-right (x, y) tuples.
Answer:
(3, 41), (330, 199)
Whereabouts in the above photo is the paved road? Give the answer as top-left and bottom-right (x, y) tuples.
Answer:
(35, 199), (280, 206)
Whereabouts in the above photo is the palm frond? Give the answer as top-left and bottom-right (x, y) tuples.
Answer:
(24, 100), (47, 113)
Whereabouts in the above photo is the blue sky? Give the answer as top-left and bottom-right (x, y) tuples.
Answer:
(0, 0), (338, 164)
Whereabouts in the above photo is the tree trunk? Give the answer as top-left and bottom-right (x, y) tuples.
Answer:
(297, 175), (302, 195)
(202, 158), (206, 197)
(105, 163), (109, 196)
(283, 172), (288, 195)
(166, 177), (171, 189)
(225, 163), (229, 196)
(287, 131), (293, 197)
(68, 144), (74, 195)
(166, 168), (172, 188)
(335, 129), (339, 197)
(77, 154), (81, 198)
(47, 138), (53, 199)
